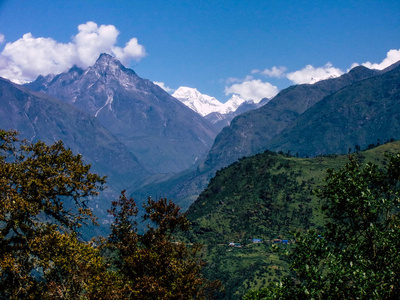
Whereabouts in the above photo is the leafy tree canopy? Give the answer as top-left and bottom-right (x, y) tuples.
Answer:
(0, 129), (218, 299)
(104, 191), (220, 299)
(0, 129), (106, 298)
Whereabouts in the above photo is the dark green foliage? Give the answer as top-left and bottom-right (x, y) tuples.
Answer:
(187, 152), (320, 245)
(0, 130), (106, 298)
(247, 153), (400, 299)
(186, 142), (400, 299)
(0, 130), (218, 299)
(104, 191), (221, 299)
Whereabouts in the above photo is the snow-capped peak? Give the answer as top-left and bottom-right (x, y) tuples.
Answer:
(172, 87), (246, 116)
(219, 94), (246, 114)
(172, 87), (222, 116)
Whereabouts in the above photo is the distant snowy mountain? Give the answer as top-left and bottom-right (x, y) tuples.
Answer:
(172, 86), (267, 131)
(172, 87), (222, 116)
(172, 87), (246, 116)
(221, 95), (246, 114)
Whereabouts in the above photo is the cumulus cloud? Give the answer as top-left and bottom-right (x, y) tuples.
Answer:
(286, 63), (343, 84)
(252, 66), (287, 78)
(113, 38), (146, 65)
(153, 81), (174, 93)
(360, 49), (400, 70)
(0, 22), (146, 82)
(224, 79), (279, 102)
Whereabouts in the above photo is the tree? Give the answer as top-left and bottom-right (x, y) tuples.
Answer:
(0, 130), (106, 298)
(0, 129), (218, 298)
(245, 154), (400, 299)
(105, 191), (221, 299)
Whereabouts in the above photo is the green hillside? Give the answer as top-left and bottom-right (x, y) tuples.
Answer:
(184, 141), (400, 299)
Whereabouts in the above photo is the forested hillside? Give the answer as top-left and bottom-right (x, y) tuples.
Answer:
(184, 141), (400, 299)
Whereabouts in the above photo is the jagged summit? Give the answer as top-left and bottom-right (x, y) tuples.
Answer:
(172, 86), (246, 116)
(26, 55), (218, 174)
(172, 87), (222, 116)
(92, 53), (137, 77)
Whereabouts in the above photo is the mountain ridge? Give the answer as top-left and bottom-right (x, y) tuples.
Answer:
(0, 76), (151, 235)
(268, 63), (400, 156)
(172, 86), (265, 131)
(203, 65), (381, 169)
(27, 54), (218, 173)
(132, 64), (393, 211)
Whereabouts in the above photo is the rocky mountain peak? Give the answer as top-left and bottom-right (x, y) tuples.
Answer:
(26, 55), (218, 174)
(89, 53), (137, 80)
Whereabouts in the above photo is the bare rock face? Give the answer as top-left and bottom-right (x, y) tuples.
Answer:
(28, 53), (218, 173)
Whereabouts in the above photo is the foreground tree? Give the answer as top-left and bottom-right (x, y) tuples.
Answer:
(0, 130), (107, 298)
(105, 191), (220, 299)
(246, 154), (400, 299)
(0, 129), (218, 299)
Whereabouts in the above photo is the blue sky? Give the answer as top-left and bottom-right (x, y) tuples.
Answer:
(0, 0), (399, 102)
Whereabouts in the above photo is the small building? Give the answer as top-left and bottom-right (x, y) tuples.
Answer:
(252, 238), (262, 243)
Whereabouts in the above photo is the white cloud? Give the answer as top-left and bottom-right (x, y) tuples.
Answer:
(153, 81), (174, 93)
(224, 79), (279, 102)
(260, 66), (287, 78)
(360, 49), (400, 70)
(113, 38), (146, 65)
(286, 63), (343, 84)
(0, 34), (4, 44)
(0, 21), (146, 82)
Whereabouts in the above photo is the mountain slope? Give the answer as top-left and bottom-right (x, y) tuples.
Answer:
(132, 66), (382, 210)
(268, 64), (400, 156)
(185, 141), (400, 299)
(204, 66), (380, 169)
(27, 54), (218, 173)
(0, 77), (150, 234)
(204, 99), (265, 132)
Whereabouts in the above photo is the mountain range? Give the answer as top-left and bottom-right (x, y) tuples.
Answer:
(0, 76), (151, 234)
(3, 52), (400, 236)
(27, 54), (218, 174)
(203, 64), (381, 169)
(172, 86), (267, 131)
(133, 60), (400, 211)
(267, 64), (400, 156)
(2, 49), (400, 299)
